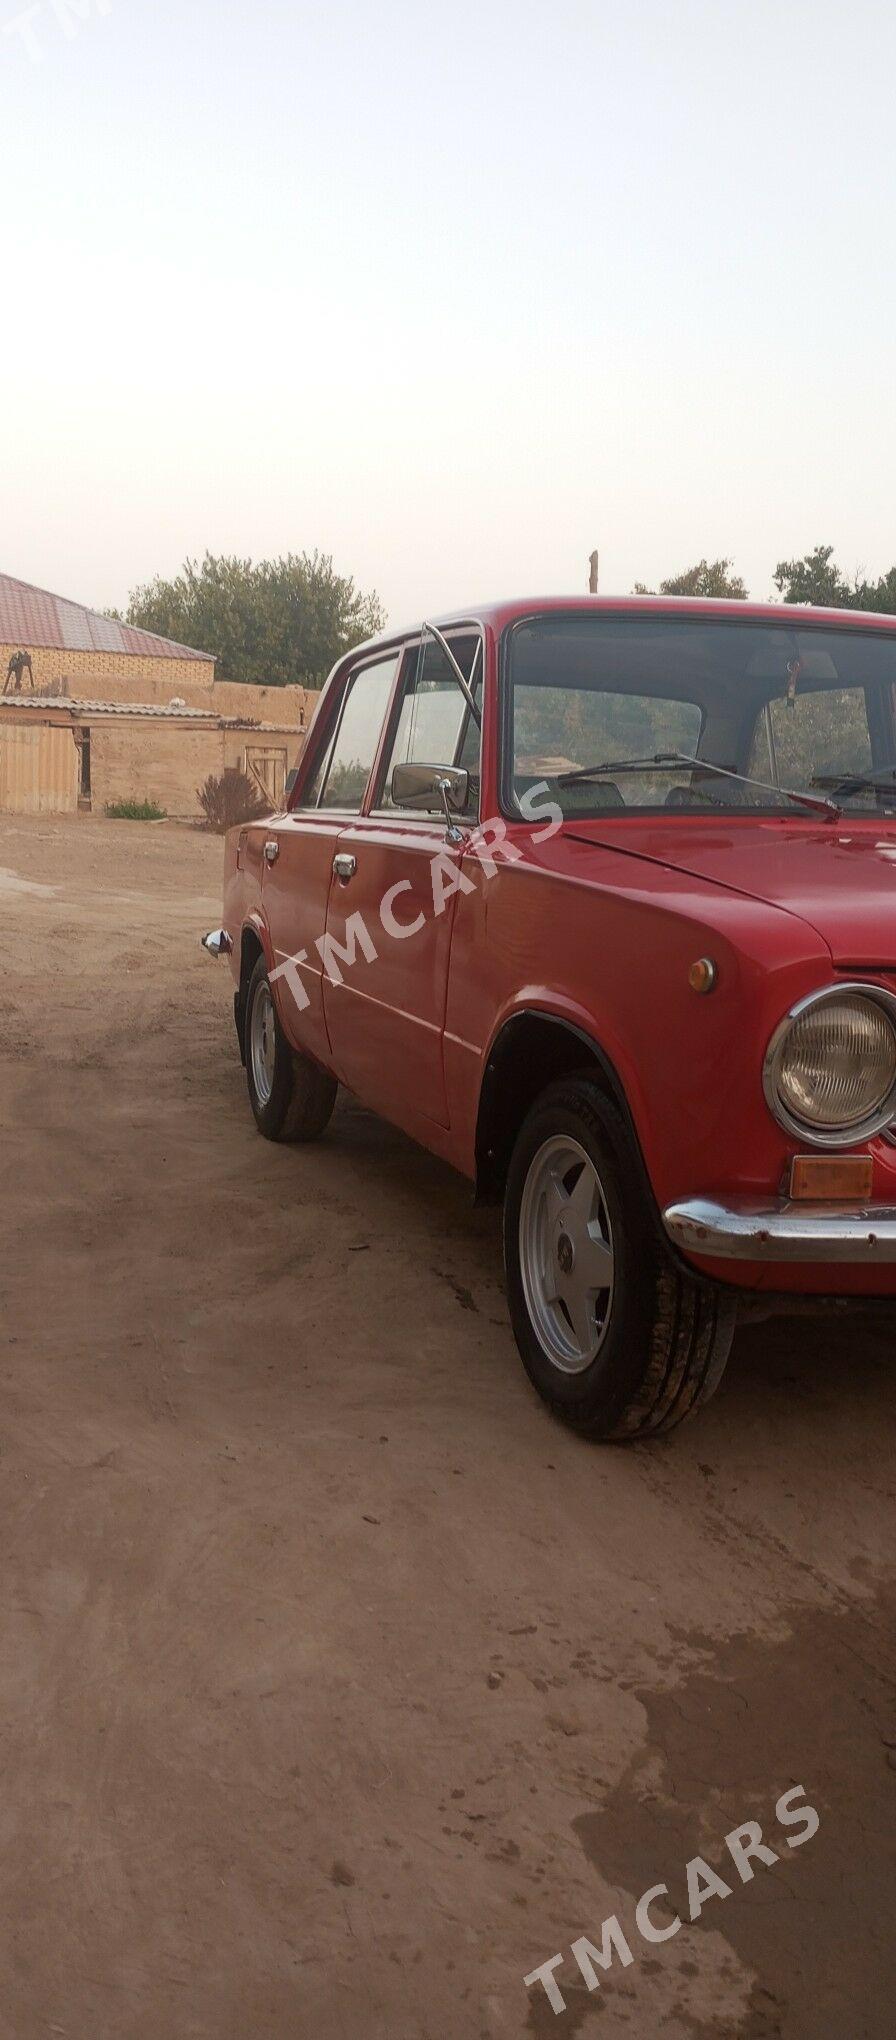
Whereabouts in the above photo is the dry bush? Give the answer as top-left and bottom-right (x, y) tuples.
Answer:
(197, 768), (270, 833)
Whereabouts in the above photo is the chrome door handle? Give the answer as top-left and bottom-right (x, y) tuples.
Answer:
(333, 853), (357, 881)
(263, 838), (280, 864)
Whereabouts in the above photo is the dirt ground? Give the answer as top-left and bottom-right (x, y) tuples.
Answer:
(1, 811), (894, 2040)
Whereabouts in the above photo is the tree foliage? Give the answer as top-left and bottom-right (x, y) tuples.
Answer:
(632, 547), (896, 615)
(634, 558), (748, 599)
(774, 545), (896, 614)
(122, 551), (386, 688)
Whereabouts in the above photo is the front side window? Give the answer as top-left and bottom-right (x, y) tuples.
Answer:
(316, 653), (400, 811)
(377, 634), (481, 817)
(505, 615), (896, 817)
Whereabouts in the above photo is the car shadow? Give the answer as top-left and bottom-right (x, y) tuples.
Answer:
(322, 1095), (896, 1437)
(722, 1301), (896, 1425)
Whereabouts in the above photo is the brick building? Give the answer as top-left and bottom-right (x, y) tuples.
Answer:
(0, 572), (314, 817)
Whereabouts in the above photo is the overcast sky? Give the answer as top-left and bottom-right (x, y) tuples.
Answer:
(1, 0), (894, 629)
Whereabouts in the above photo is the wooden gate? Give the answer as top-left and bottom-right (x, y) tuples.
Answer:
(244, 745), (288, 808)
(0, 723), (79, 814)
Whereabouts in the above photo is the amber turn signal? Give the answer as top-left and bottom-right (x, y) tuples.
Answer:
(688, 957), (717, 994)
(789, 1154), (873, 1202)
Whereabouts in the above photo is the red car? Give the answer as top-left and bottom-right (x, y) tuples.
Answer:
(205, 596), (896, 1439)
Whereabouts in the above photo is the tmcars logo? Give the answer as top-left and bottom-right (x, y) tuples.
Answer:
(269, 789), (562, 1012)
(524, 1786), (819, 2016)
(3, 0), (112, 63)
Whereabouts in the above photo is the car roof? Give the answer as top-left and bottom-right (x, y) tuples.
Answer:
(350, 592), (896, 663)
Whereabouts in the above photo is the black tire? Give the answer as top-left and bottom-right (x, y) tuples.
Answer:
(244, 955), (337, 1143)
(503, 1077), (735, 1440)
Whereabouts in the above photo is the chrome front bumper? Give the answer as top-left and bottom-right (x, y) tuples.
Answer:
(663, 1195), (896, 1263)
(201, 928), (233, 957)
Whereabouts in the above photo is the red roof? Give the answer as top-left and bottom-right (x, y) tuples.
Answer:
(0, 571), (213, 662)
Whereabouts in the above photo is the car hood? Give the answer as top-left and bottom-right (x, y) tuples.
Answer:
(561, 818), (896, 966)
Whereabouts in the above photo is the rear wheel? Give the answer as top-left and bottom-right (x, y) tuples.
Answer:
(245, 955), (337, 1143)
(503, 1077), (735, 1439)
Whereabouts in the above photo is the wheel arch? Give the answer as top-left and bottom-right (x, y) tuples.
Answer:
(474, 1009), (660, 1225)
(234, 920), (270, 1063)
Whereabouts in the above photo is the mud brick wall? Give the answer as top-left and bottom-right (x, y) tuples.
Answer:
(89, 721), (307, 816)
(90, 724), (229, 816)
(0, 644), (212, 698)
(1, 644), (316, 731)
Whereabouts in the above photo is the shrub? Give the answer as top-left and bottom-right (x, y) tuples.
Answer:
(197, 768), (270, 833)
(105, 798), (167, 821)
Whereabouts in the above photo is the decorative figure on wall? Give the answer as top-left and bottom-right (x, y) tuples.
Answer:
(3, 650), (35, 695)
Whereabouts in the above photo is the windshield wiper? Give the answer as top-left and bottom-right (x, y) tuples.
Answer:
(811, 767), (896, 799)
(556, 751), (841, 821)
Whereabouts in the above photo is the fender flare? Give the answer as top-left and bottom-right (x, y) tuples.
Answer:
(241, 910), (274, 970)
(475, 1008), (661, 1228)
(234, 916), (274, 1059)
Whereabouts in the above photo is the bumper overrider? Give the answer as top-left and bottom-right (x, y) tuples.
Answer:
(663, 1196), (896, 1263)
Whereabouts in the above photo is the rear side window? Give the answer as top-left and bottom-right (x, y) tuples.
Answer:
(316, 653), (400, 811)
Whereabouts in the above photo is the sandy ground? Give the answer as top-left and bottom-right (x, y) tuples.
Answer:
(0, 811), (894, 2040)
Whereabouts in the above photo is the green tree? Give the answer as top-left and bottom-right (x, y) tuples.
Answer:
(120, 551), (386, 687)
(634, 558), (748, 599)
(858, 568), (896, 615)
(773, 545), (853, 607)
(773, 545), (896, 614)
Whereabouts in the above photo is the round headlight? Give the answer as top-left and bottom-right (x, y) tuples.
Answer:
(764, 986), (896, 1147)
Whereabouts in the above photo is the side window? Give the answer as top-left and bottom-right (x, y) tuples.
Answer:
(748, 686), (873, 787)
(317, 654), (400, 812)
(296, 735), (331, 810)
(377, 635), (482, 816)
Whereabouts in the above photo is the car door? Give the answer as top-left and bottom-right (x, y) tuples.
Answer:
(322, 629), (482, 1128)
(262, 650), (401, 1067)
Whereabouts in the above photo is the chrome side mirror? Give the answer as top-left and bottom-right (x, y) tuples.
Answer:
(390, 762), (469, 843)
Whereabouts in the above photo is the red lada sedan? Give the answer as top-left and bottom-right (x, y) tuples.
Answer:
(205, 597), (896, 1439)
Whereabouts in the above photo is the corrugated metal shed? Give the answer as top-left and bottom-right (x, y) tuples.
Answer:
(4, 695), (218, 721)
(0, 697), (293, 733)
(0, 572), (213, 662)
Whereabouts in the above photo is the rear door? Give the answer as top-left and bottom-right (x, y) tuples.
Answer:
(262, 650), (401, 1066)
(322, 631), (482, 1127)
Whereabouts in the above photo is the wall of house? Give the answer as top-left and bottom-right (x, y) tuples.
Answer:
(89, 723), (230, 815)
(0, 643), (213, 698)
(212, 680), (312, 727)
(1, 687), (310, 817)
(89, 720), (306, 816)
(0, 644), (319, 735)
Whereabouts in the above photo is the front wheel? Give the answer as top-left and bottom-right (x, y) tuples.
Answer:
(245, 955), (337, 1143)
(503, 1078), (735, 1440)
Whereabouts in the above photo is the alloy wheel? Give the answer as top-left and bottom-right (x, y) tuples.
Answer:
(518, 1135), (615, 1373)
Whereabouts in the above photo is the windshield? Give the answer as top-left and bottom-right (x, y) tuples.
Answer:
(505, 614), (896, 819)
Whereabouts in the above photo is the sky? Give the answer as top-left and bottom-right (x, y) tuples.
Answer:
(1, 0), (895, 632)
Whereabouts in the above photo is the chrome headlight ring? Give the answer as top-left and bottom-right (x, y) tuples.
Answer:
(763, 982), (896, 1150)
